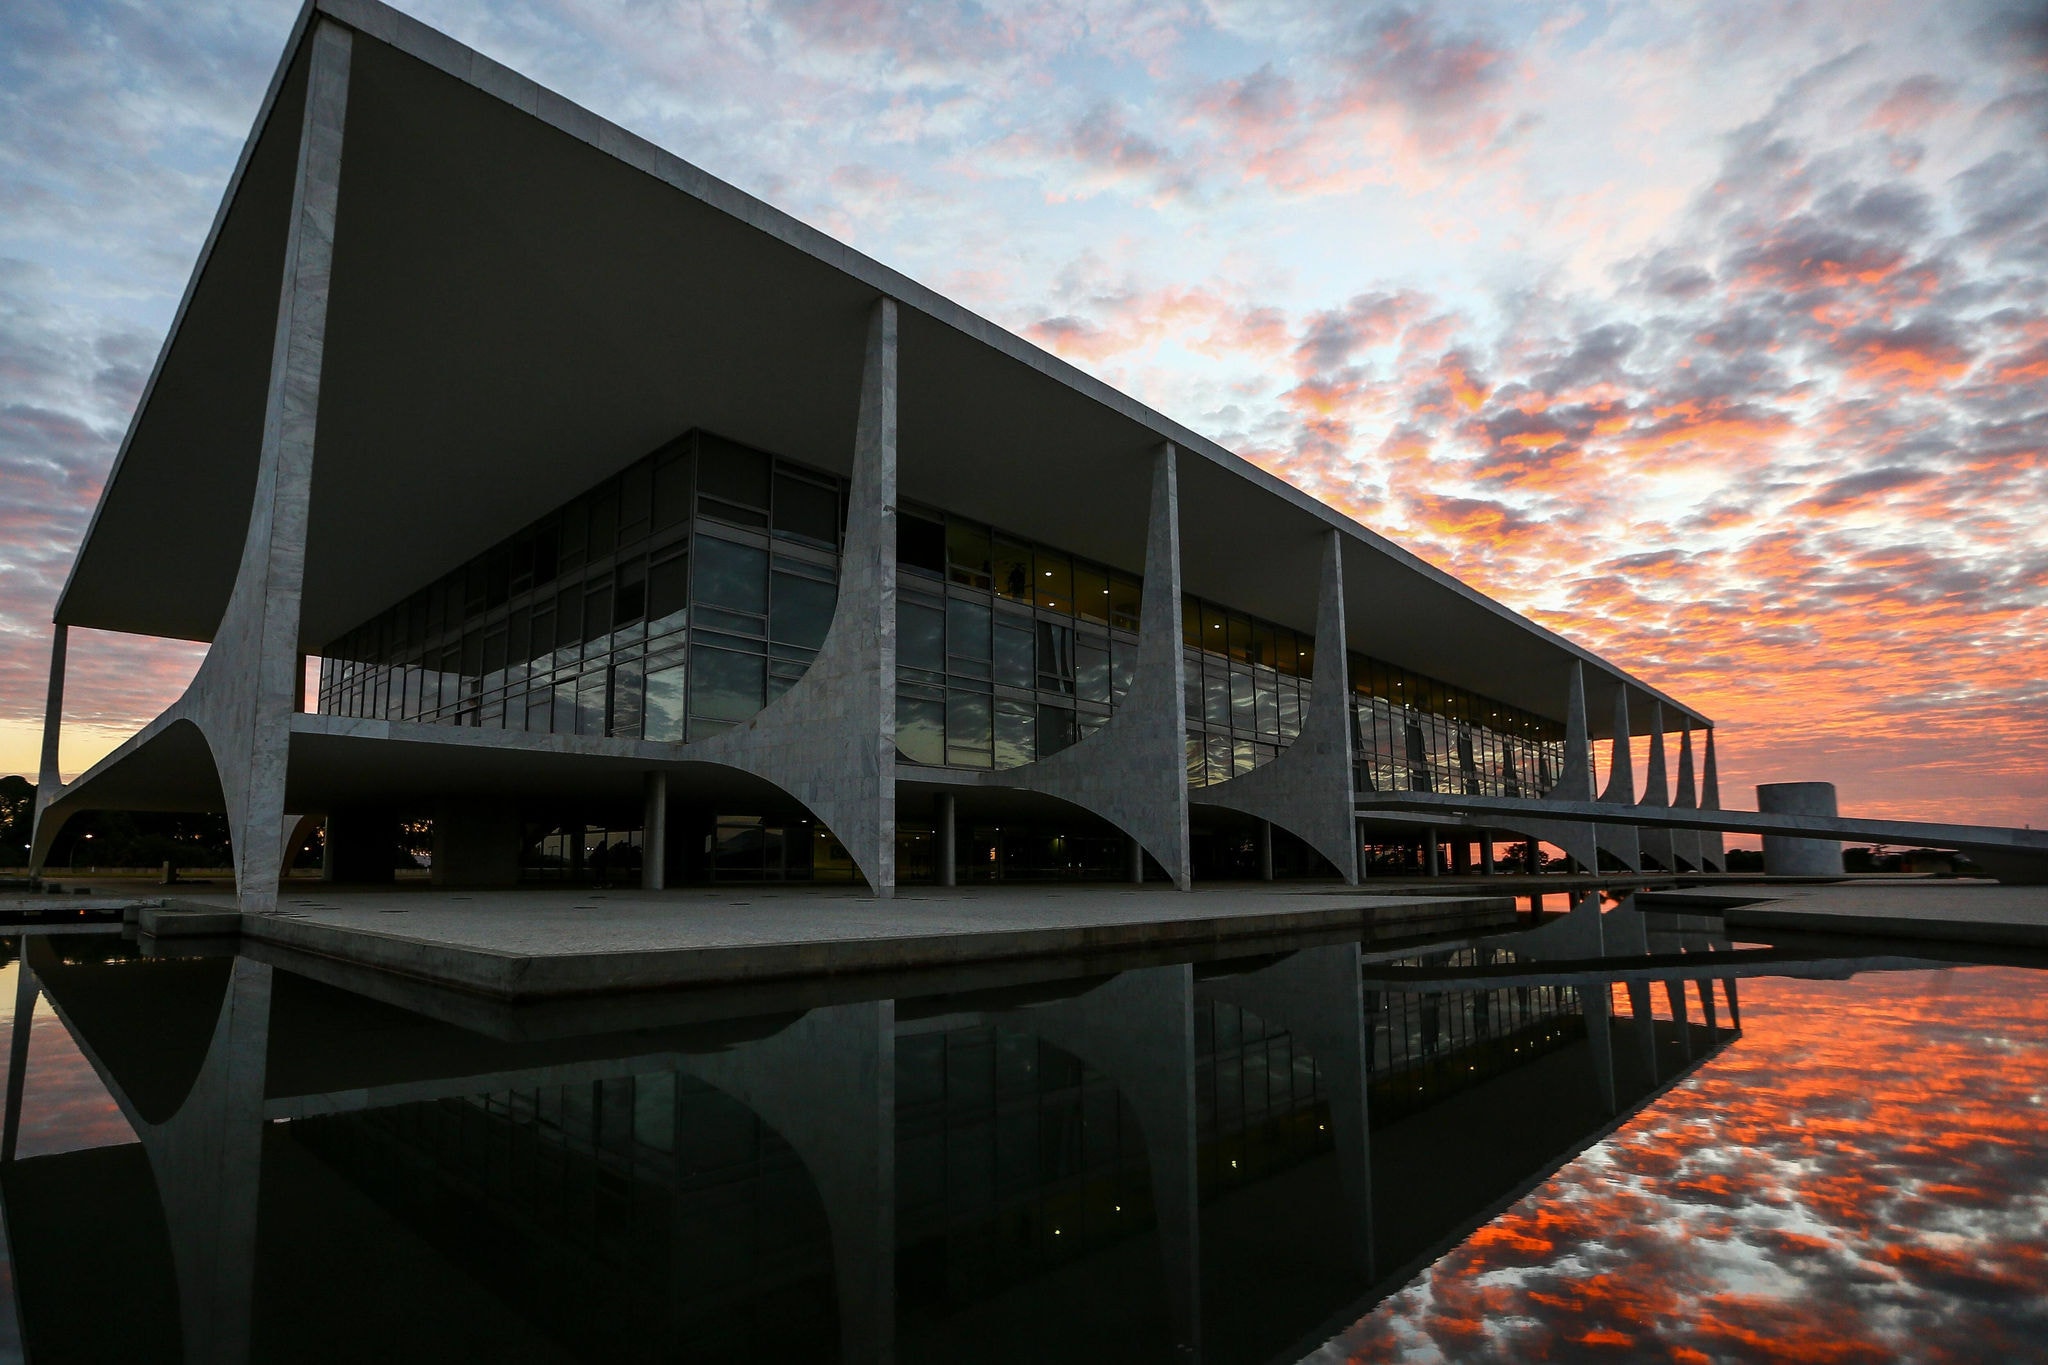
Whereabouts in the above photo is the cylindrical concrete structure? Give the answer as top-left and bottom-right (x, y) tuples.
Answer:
(1756, 782), (1842, 876)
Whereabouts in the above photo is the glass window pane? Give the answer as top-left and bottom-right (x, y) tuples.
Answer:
(771, 572), (837, 651)
(576, 673), (607, 736)
(947, 520), (993, 589)
(1204, 671), (1230, 726)
(649, 552), (689, 634)
(1110, 575), (1142, 632)
(1230, 668), (1255, 730)
(695, 536), (769, 615)
(611, 661), (643, 738)
(1255, 673), (1279, 736)
(993, 538), (1032, 602)
(1227, 615), (1253, 663)
(946, 689), (993, 767)
(900, 598), (946, 673)
(645, 662), (687, 742)
(1036, 621), (1074, 693)
(897, 695), (945, 765)
(1036, 551), (1072, 613)
(614, 562), (646, 626)
(698, 434), (771, 509)
(1200, 601), (1228, 654)
(995, 622), (1034, 688)
(995, 699), (1034, 768)
(690, 646), (766, 723)
(899, 513), (946, 577)
(583, 584), (612, 643)
(1074, 564), (1109, 624)
(1075, 638), (1110, 705)
(652, 446), (693, 529)
(1037, 704), (1077, 757)
(947, 597), (992, 671)
(773, 474), (839, 545)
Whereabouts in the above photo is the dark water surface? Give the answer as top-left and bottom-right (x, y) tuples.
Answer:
(0, 915), (2042, 1364)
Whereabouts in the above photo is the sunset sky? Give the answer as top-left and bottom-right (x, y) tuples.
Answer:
(2, 0), (2044, 827)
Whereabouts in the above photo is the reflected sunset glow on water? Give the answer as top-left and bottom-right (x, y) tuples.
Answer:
(1324, 966), (2048, 1362)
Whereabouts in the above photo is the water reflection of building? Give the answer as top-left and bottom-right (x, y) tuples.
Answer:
(29, 0), (1727, 909)
(3, 918), (1741, 1364)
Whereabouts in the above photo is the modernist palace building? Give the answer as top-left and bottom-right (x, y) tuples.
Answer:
(31, 0), (1732, 907)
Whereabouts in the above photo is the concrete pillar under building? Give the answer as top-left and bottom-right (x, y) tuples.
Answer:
(1259, 820), (1274, 881)
(643, 773), (668, 890)
(1757, 782), (1843, 875)
(431, 800), (521, 887)
(1480, 836), (1495, 876)
(1127, 834), (1144, 885)
(936, 792), (957, 888)
(1450, 839), (1472, 875)
(1425, 838), (1441, 877)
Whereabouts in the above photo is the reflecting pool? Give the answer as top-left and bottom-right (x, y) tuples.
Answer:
(0, 903), (2042, 1364)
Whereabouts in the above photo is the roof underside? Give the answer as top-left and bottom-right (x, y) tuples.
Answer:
(56, 0), (1708, 736)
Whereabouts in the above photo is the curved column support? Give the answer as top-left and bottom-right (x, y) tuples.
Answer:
(27, 626), (67, 873)
(1196, 531), (1359, 883)
(1002, 444), (1191, 888)
(1026, 965), (1200, 1362)
(1202, 944), (1373, 1276)
(1637, 702), (1676, 873)
(176, 21), (353, 913)
(1535, 661), (1598, 873)
(1699, 726), (1727, 872)
(677, 1002), (895, 1365)
(1672, 721), (1702, 872)
(687, 297), (900, 895)
(1595, 687), (1642, 872)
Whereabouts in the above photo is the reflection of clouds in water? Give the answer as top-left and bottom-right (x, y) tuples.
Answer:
(1324, 967), (2048, 1362)
(0, 961), (137, 1159)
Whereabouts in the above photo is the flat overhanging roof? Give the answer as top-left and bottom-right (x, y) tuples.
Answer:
(56, 0), (1708, 736)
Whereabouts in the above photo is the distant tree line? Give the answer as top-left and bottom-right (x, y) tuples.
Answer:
(1, 776), (237, 869)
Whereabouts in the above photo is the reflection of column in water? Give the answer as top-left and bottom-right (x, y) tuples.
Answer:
(1695, 977), (1719, 1038)
(1206, 945), (1374, 1279)
(3, 945), (39, 1163)
(1664, 979), (1692, 1061)
(678, 1001), (895, 1365)
(1582, 981), (1618, 1115)
(1626, 979), (1659, 1083)
(1028, 966), (1201, 1364)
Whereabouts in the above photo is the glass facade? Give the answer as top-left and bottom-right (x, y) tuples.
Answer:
(1180, 595), (1315, 787)
(1349, 659), (1566, 799)
(315, 427), (1569, 804)
(317, 430), (845, 744)
(894, 506), (1141, 770)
